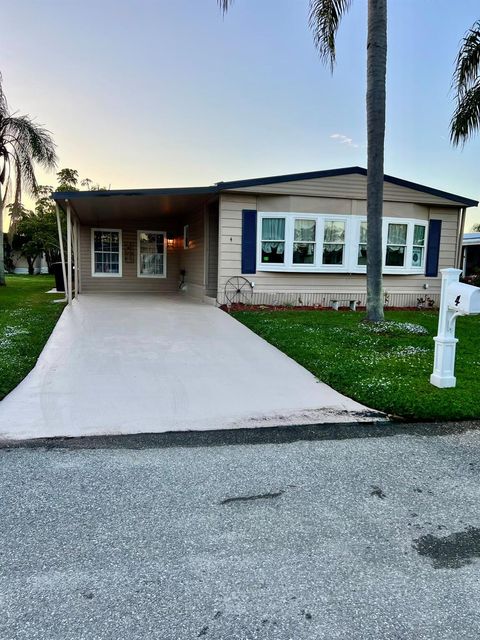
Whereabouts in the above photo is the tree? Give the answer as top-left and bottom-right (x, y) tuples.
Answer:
(8, 195), (63, 274)
(218, 0), (387, 321)
(0, 73), (57, 285)
(450, 21), (480, 146)
(9, 204), (43, 275)
(7, 169), (106, 275)
(56, 168), (79, 192)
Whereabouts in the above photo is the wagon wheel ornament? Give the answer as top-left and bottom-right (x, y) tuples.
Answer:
(224, 276), (253, 307)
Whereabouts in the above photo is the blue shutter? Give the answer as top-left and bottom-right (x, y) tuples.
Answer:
(241, 210), (257, 274)
(425, 219), (442, 277)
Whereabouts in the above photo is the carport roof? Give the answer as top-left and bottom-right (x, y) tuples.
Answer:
(52, 166), (479, 222)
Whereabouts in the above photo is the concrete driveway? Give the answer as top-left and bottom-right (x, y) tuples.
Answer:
(0, 294), (376, 440)
(1, 426), (480, 639)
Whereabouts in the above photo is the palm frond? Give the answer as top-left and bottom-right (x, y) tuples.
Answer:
(453, 21), (480, 94)
(3, 115), (57, 168)
(450, 81), (480, 146)
(217, 0), (233, 14)
(0, 72), (8, 118)
(308, 0), (352, 70)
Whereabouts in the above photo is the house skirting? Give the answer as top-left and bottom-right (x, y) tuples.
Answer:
(13, 266), (49, 275)
(218, 290), (440, 308)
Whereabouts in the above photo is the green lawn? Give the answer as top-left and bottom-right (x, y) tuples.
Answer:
(0, 275), (65, 400)
(232, 309), (480, 421)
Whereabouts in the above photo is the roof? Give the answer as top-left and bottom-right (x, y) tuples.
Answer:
(463, 232), (480, 246)
(52, 166), (478, 209)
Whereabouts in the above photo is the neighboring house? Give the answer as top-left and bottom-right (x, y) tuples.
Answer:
(462, 233), (480, 277)
(52, 166), (477, 308)
(9, 251), (48, 275)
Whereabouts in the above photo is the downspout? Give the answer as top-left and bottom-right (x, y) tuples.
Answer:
(55, 202), (68, 302)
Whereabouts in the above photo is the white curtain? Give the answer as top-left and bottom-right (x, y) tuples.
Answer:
(262, 218), (285, 240)
(324, 221), (345, 243)
(262, 218), (285, 254)
(387, 224), (407, 245)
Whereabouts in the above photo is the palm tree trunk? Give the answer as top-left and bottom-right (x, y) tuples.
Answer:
(0, 184), (5, 286)
(366, 0), (387, 321)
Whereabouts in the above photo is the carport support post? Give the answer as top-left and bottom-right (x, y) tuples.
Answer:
(66, 201), (72, 305)
(55, 203), (68, 301)
(430, 268), (462, 389)
(72, 216), (79, 297)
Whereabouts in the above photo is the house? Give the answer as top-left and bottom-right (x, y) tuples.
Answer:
(462, 232), (480, 277)
(8, 252), (48, 275)
(52, 166), (478, 308)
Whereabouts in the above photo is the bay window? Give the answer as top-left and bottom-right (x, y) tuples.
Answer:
(385, 223), (408, 267)
(257, 212), (429, 274)
(293, 219), (316, 264)
(323, 220), (345, 265)
(357, 221), (367, 266)
(261, 217), (285, 264)
(412, 224), (426, 268)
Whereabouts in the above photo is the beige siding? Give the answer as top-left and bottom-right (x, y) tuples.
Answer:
(217, 193), (461, 307)
(179, 209), (206, 298)
(433, 208), (459, 270)
(232, 172), (465, 207)
(206, 206), (219, 297)
(79, 222), (180, 293)
(258, 194), (430, 220)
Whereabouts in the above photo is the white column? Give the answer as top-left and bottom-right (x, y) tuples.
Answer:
(55, 203), (68, 298)
(76, 217), (81, 293)
(430, 268), (462, 388)
(72, 216), (79, 298)
(67, 201), (72, 305)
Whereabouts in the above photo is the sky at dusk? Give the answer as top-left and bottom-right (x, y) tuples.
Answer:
(2, 0), (480, 227)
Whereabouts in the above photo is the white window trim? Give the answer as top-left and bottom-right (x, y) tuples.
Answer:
(256, 212), (428, 275)
(381, 219), (428, 275)
(137, 230), (167, 279)
(91, 228), (122, 278)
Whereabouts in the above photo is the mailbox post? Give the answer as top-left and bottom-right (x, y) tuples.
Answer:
(430, 268), (480, 388)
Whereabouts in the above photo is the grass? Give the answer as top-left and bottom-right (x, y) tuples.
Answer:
(0, 275), (65, 400)
(232, 308), (480, 421)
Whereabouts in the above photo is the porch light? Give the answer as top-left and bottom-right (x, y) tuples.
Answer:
(167, 232), (176, 249)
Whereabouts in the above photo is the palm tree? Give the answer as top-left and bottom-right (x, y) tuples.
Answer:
(0, 73), (57, 285)
(218, 0), (387, 321)
(451, 21), (480, 146)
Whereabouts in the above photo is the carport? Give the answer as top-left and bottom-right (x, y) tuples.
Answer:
(53, 186), (220, 302)
(0, 294), (376, 440)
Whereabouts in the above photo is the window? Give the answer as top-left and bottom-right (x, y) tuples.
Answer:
(385, 223), (408, 267)
(412, 224), (425, 268)
(293, 219), (316, 264)
(138, 231), (166, 278)
(261, 217), (285, 264)
(256, 213), (428, 274)
(357, 221), (367, 266)
(92, 229), (122, 277)
(323, 220), (345, 265)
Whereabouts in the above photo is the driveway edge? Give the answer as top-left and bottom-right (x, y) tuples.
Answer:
(2, 419), (480, 450)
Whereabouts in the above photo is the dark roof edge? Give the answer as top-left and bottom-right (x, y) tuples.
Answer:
(52, 185), (218, 200)
(219, 166), (478, 207)
(52, 166), (478, 208)
(216, 166), (366, 190)
(383, 173), (478, 208)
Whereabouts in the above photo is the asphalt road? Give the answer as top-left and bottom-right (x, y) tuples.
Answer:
(1, 426), (480, 640)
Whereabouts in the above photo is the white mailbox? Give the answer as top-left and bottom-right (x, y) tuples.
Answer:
(447, 282), (480, 315)
(431, 268), (479, 389)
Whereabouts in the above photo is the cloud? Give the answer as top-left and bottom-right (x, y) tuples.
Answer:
(330, 133), (359, 148)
